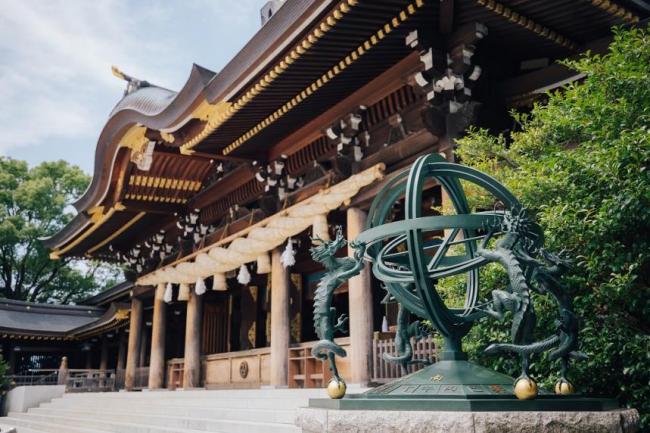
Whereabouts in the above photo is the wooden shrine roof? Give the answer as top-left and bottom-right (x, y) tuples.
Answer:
(44, 0), (649, 264)
(0, 299), (129, 340)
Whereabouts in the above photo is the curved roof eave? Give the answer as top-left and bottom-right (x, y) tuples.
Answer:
(46, 0), (341, 252)
(42, 64), (216, 250)
(73, 63), (217, 214)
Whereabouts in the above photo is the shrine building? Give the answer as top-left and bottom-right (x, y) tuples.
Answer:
(4, 0), (647, 393)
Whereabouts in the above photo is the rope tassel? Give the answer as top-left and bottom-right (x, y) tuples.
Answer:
(237, 264), (251, 285)
(195, 277), (206, 296)
(163, 282), (173, 303)
(281, 238), (296, 268)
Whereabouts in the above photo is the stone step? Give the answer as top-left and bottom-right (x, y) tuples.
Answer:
(9, 411), (300, 433)
(30, 405), (296, 425)
(61, 388), (328, 399)
(0, 416), (112, 433)
(0, 423), (18, 433)
(44, 396), (311, 410)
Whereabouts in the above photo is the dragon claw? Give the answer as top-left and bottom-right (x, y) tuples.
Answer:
(335, 314), (349, 333)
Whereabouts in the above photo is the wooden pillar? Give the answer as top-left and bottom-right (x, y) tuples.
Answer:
(138, 325), (149, 367)
(117, 331), (126, 371)
(182, 289), (203, 388)
(99, 337), (109, 372)
(84, 349), (93, 369)
(125, 297), (143, 391)
(347, 207), (374, 385)
(270, 247), (290, 387)
(148, 284), (167, 389)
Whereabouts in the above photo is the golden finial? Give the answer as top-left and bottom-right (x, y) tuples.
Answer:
(111, 65), (127, 81)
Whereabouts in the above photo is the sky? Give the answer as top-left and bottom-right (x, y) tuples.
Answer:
(0, 0), (265, 174)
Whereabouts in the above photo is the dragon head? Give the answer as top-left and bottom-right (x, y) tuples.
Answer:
(310, 226), (347, 264)
(499, 206), (543, 252)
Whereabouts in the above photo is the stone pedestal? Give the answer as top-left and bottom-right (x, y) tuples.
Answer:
(296, 407), (640, 433)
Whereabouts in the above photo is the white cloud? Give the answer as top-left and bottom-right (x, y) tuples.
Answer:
(0, 0), (264, 165)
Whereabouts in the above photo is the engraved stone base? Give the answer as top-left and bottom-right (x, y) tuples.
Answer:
(295, 407), (640, 433)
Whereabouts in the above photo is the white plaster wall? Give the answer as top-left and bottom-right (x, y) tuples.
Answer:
(2, 385), (65, 415)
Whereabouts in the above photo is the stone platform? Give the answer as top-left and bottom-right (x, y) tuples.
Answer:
(296, 407), (640, 433)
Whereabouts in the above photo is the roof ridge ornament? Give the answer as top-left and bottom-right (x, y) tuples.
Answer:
(111, 65), (151, 96)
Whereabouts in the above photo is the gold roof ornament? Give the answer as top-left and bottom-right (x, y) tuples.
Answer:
(111, 65), (151, 96)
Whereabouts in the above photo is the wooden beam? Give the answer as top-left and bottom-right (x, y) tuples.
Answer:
(269, 51), (422, 160)
(439, 0), (454, 35)
(188, 151), (252, 164)
(357, 129), (438, 172)
(498, 35), (612, 98)
(121, 201), (183, 215)
(189, 163), (254, 210)
(132, 285), (154, 299)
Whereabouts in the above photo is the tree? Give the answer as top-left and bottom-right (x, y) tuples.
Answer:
(0, 158), (122, 303)
(455, 26), (650, 429)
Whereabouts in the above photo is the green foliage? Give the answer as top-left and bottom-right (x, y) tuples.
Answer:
(0, 355), (11, 395)
(0, 157), (122, 303)
(456, 26), (650, 429)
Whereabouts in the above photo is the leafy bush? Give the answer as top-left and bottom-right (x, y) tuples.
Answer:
(455, 26), (650, 429)
(0, 355), (12, 396)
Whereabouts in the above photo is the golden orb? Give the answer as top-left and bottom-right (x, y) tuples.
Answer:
(514, 376), (538, 400)
(327, 378), (347, 399)
(555, 379), (575, 395)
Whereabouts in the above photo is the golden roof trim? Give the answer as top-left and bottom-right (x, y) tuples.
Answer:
(222, 0), (425, 155)
(179, 0), (361, 155)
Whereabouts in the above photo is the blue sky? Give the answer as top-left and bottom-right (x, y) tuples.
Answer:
(0, 0), (264, 174)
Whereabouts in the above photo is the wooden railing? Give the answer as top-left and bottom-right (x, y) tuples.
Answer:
(8, 371), (59, 387)
(167, 359), (184, 390)
(372, 332), (437, 383)
(64, 369), (116, 392)
(132, 367), (150, 390)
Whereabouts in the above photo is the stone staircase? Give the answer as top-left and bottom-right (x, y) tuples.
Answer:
(0, 388), (332, 433)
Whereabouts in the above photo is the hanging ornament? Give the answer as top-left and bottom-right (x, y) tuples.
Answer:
(195, 277), (206, 296)
(256, 253), (271, 274)
(212, 273), (227, 291)
(237, 264), (251, 285)
(281, 238), (296, 268)
(163, 283), (173, 304)
(178, 283), (190, 301)
(312, 214), (330, 241)
(381, 316), (389, 333)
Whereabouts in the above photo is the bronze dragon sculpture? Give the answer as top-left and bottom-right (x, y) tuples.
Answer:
(478, 207), (586, 391)
(382, 301), (432, 375)
(309, 227), (366, 385)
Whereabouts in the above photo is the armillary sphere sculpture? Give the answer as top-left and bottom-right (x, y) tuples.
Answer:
(310, 153), (590, 407)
